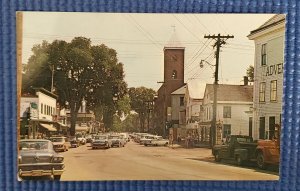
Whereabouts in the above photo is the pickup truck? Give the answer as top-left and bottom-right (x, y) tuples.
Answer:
(212, 135), (257, 166)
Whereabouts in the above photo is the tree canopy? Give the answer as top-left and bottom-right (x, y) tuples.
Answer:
(22, 37), (129, 135)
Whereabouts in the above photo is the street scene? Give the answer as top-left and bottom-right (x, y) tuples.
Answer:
(17, 12), (283, 181)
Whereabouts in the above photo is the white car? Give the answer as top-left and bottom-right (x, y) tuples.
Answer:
(149, 136), (169, 146)
(140, 135), (156, 146)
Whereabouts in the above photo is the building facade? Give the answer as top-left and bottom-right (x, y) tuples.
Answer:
(20, 88), (58, 138)
(248, 14), (285, 140)
(201, 84), (253, 144)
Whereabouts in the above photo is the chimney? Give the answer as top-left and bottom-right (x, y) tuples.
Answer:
(243, 76), (249, 86)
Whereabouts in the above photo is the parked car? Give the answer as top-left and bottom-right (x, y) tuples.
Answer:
(255, 124), (280, 169)
(119, 132), (130, 142)
(149, 136), (169, 146)
(49, 137), (69, 152)
(109, 135), (126, 147)
(140, 135), (156, 146)
(18, 139), (64, 180)
(85, 134), (93, 143)
(212, 135), (257, 166)
(92, 135), (112, 149)
(69, 136), (80, 148)
(76, 134), (86, 145)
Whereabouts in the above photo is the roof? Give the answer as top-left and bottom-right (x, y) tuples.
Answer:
(205, 84), (253, 102)
(186, 79), (206, 99)
(33, 87), (58, 99)
(249, 14), (285, 36)
(171, 85), (186, 95)
(164, 31), (185, 49)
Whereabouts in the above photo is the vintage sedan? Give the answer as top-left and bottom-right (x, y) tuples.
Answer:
(18, 139), (64, 180)
(49, 137), (69, 152)
(92, 135), (112, 149)
(149, 136), (169, 146)
(109, 135), (126, 147)
(69, 136), (80, 148)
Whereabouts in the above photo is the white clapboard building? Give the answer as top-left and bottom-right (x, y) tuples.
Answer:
(248, 14), (285, 140)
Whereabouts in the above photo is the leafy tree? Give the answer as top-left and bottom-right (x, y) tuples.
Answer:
(47, 37), (93, 135)
(128, 87), (156, 132)
(246, 65), (254, 82)
(22, 41), (51, 94)
(85, 44), (130, 131)
(121, 113), (140, 132)
(23, 37), (129, 136)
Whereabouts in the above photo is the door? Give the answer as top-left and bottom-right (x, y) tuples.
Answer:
(269, 116), (275, 140)
(259, 117), (265, 139)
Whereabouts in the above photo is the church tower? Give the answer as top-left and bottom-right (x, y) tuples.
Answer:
(163, 31), (185, 100)
(154, 30), (185, 137)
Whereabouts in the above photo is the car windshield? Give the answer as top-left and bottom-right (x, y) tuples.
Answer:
(19, 141), (49, 150)
(110, 136), (120, 139)
(50, 138), (64, 142)
(156, 136), (163, 140)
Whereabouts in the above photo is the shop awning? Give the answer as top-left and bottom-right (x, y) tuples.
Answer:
(40, 123), (57, 132)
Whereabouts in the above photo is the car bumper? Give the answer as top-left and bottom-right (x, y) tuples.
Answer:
(92, 143), (108, 148)
(18, 164), (64, 177)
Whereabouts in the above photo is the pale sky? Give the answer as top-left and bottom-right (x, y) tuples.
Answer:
(22, 12), (275, 91)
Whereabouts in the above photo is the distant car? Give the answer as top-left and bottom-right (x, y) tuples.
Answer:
(109, 135), (126, 147)
(76, 135), (86, 145)
(140, 135), (156, 146)
(49, 137), (69, 152)
(69, 137), (80, 148)
(85, 134), (93, 143)
(149, 136), (169, 146)
(92, 135), (112, 149)
(18, 139), (64, 180)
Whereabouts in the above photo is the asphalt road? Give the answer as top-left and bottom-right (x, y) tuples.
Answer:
(60, 141), (279, 181)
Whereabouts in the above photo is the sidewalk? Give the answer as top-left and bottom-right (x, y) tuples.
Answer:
(168, 142), (211, 149)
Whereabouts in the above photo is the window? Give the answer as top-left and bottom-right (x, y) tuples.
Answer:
(270, 80), (277, 101)
(223, 124), (231, 138)
(261, 43), (267, 66)
(41, 103), (43, 114)
(259, 82), (266, 102)
(180, 97), (184, 106)
(44, 105), (46, 115)
(223, 106), (231, 118)
(172, 70), (177, 79)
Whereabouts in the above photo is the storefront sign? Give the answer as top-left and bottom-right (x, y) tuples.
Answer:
(266, 63), (283, 76)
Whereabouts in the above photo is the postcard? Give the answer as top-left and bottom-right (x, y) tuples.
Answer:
(17, 12), (282, 181)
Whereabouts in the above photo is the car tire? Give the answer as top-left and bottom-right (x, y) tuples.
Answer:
(214, 151), (221, 162)
(257, 152), (267, 169)
(53, 175), (61, 180)
(164, 142), (168, 146)
(63, 146), (66, 152)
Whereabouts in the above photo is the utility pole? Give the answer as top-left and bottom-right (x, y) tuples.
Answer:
(204, 34), (234, 147)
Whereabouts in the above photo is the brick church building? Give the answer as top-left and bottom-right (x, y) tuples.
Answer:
(154, 32), (185, 137)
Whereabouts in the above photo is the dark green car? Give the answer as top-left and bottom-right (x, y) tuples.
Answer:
(212, 135), (257, 166)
